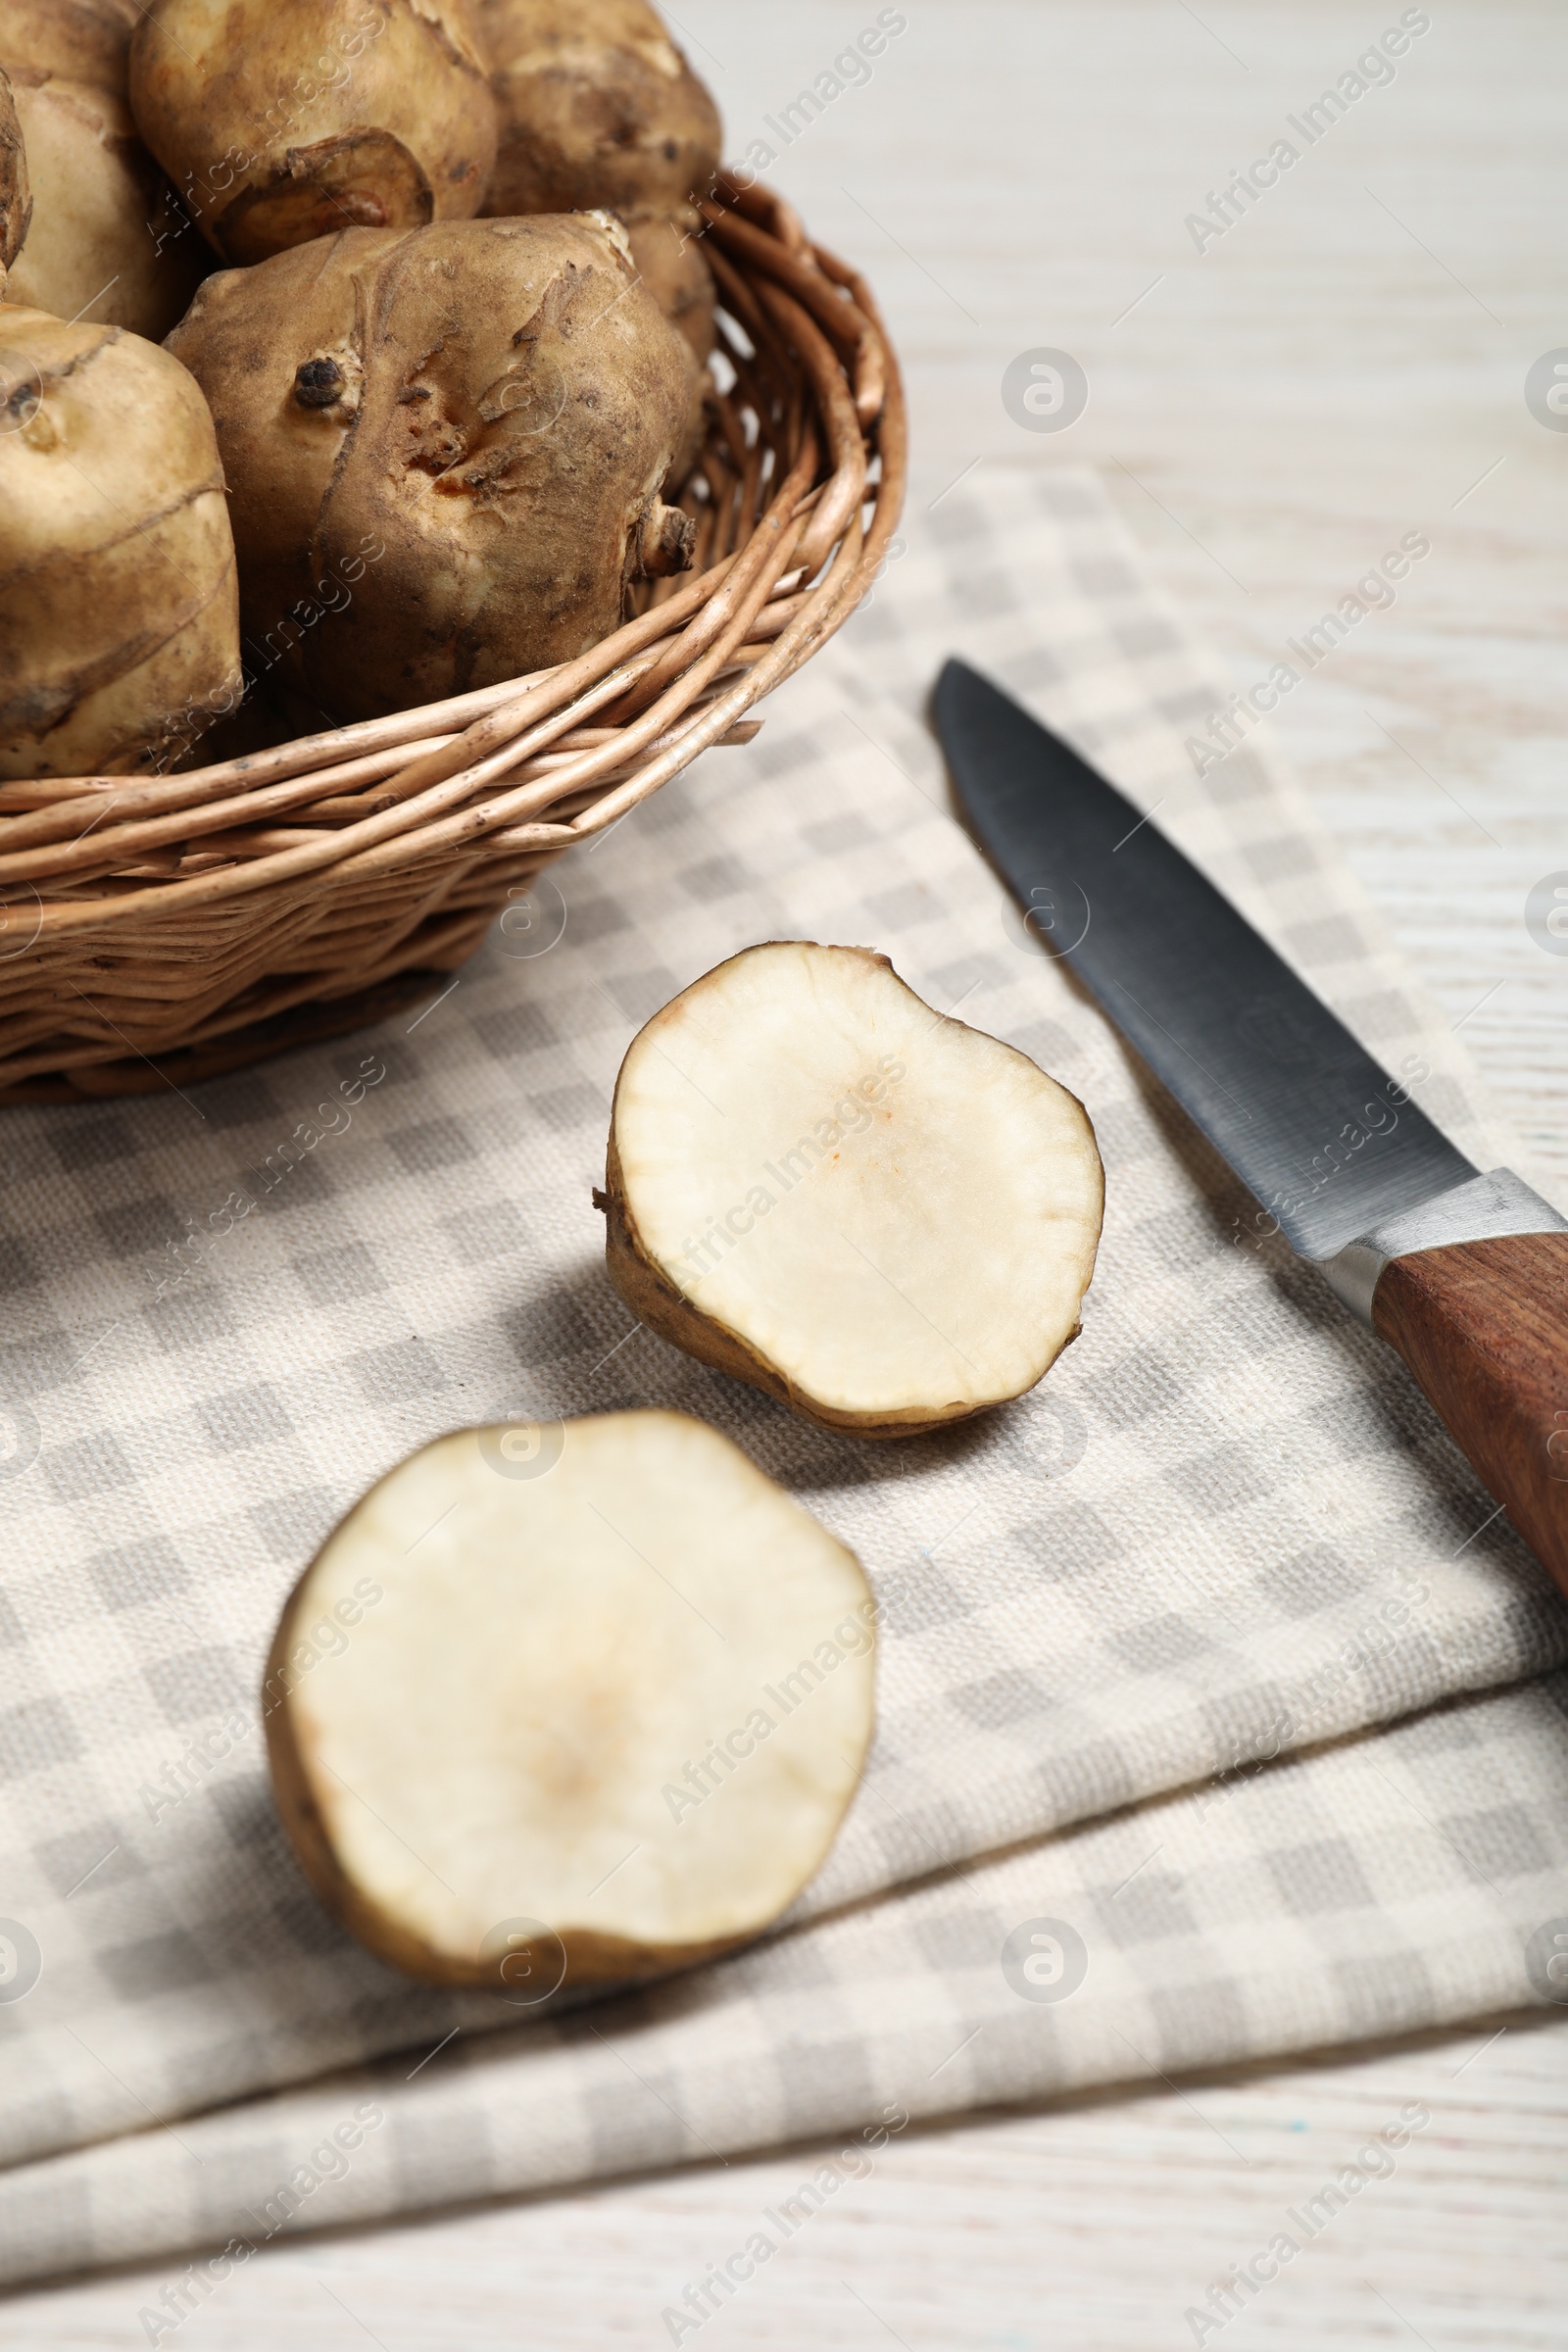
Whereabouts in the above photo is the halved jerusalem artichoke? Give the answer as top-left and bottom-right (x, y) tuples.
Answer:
(265, 1410), (875, 1992)
(602, 944), (1105, 1437)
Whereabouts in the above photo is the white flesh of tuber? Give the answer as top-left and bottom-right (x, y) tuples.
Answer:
(603, 943), (1104, 1436)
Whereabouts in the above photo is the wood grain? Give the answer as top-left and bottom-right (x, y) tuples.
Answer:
(8, 2013), (1568, 2348)
(1374, 1234), (1568, 1596)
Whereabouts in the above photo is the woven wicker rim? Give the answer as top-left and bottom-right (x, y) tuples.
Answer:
(0, 179), (906, 1097)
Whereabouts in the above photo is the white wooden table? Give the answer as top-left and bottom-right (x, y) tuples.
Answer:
(18, 4), (1568, 2341)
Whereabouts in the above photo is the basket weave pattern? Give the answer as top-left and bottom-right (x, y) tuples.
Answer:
(0, 182), (906, 1102)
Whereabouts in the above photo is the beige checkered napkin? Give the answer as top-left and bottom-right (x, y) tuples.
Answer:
(0, 467), (1564, 2284)
(3, 1671), (1566, 2291)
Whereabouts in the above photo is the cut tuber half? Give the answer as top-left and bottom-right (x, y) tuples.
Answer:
(265, 1410), (875, 1995)
(602, 942), (1104, 1436)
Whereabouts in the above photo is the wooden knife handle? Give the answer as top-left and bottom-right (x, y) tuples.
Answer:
(1372, 1231), (1568, 1594)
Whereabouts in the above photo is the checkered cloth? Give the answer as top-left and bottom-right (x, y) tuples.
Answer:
(2, 468), (1565, 2289)
(8, 1672), (1567, 2294)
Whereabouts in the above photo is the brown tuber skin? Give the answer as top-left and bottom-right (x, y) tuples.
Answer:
(0, 0), (203, 339)
(475, 0), (720, 426)
(475, 0), (720, 221)
(261, 1411), (872, 1997)
(0, 69), (31, 278)
(0, 308), (241, 778)
(166, 213), (696, 721)
(0, 0), (142, 95)
(128, 0), (500, 267)
(623, 209), (716, 369)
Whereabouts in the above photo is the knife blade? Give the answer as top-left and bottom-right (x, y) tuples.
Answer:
(934, 658), (1568, 1594)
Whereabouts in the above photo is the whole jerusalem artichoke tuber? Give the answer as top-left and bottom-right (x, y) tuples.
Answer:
(166, 213), (697, 721)
(129, 0), (499, 266)
(0, 0), (203, 339)
(0, 308), (241, 777)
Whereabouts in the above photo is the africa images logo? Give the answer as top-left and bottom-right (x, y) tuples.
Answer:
(1000, 1916), (1090, 2003)
(0, 1919), (41, 2004)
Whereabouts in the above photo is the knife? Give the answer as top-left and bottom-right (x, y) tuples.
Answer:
(934, 659), (1568, 1596)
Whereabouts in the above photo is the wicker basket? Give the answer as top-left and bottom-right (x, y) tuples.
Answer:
(0, 181), (906, 1103)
